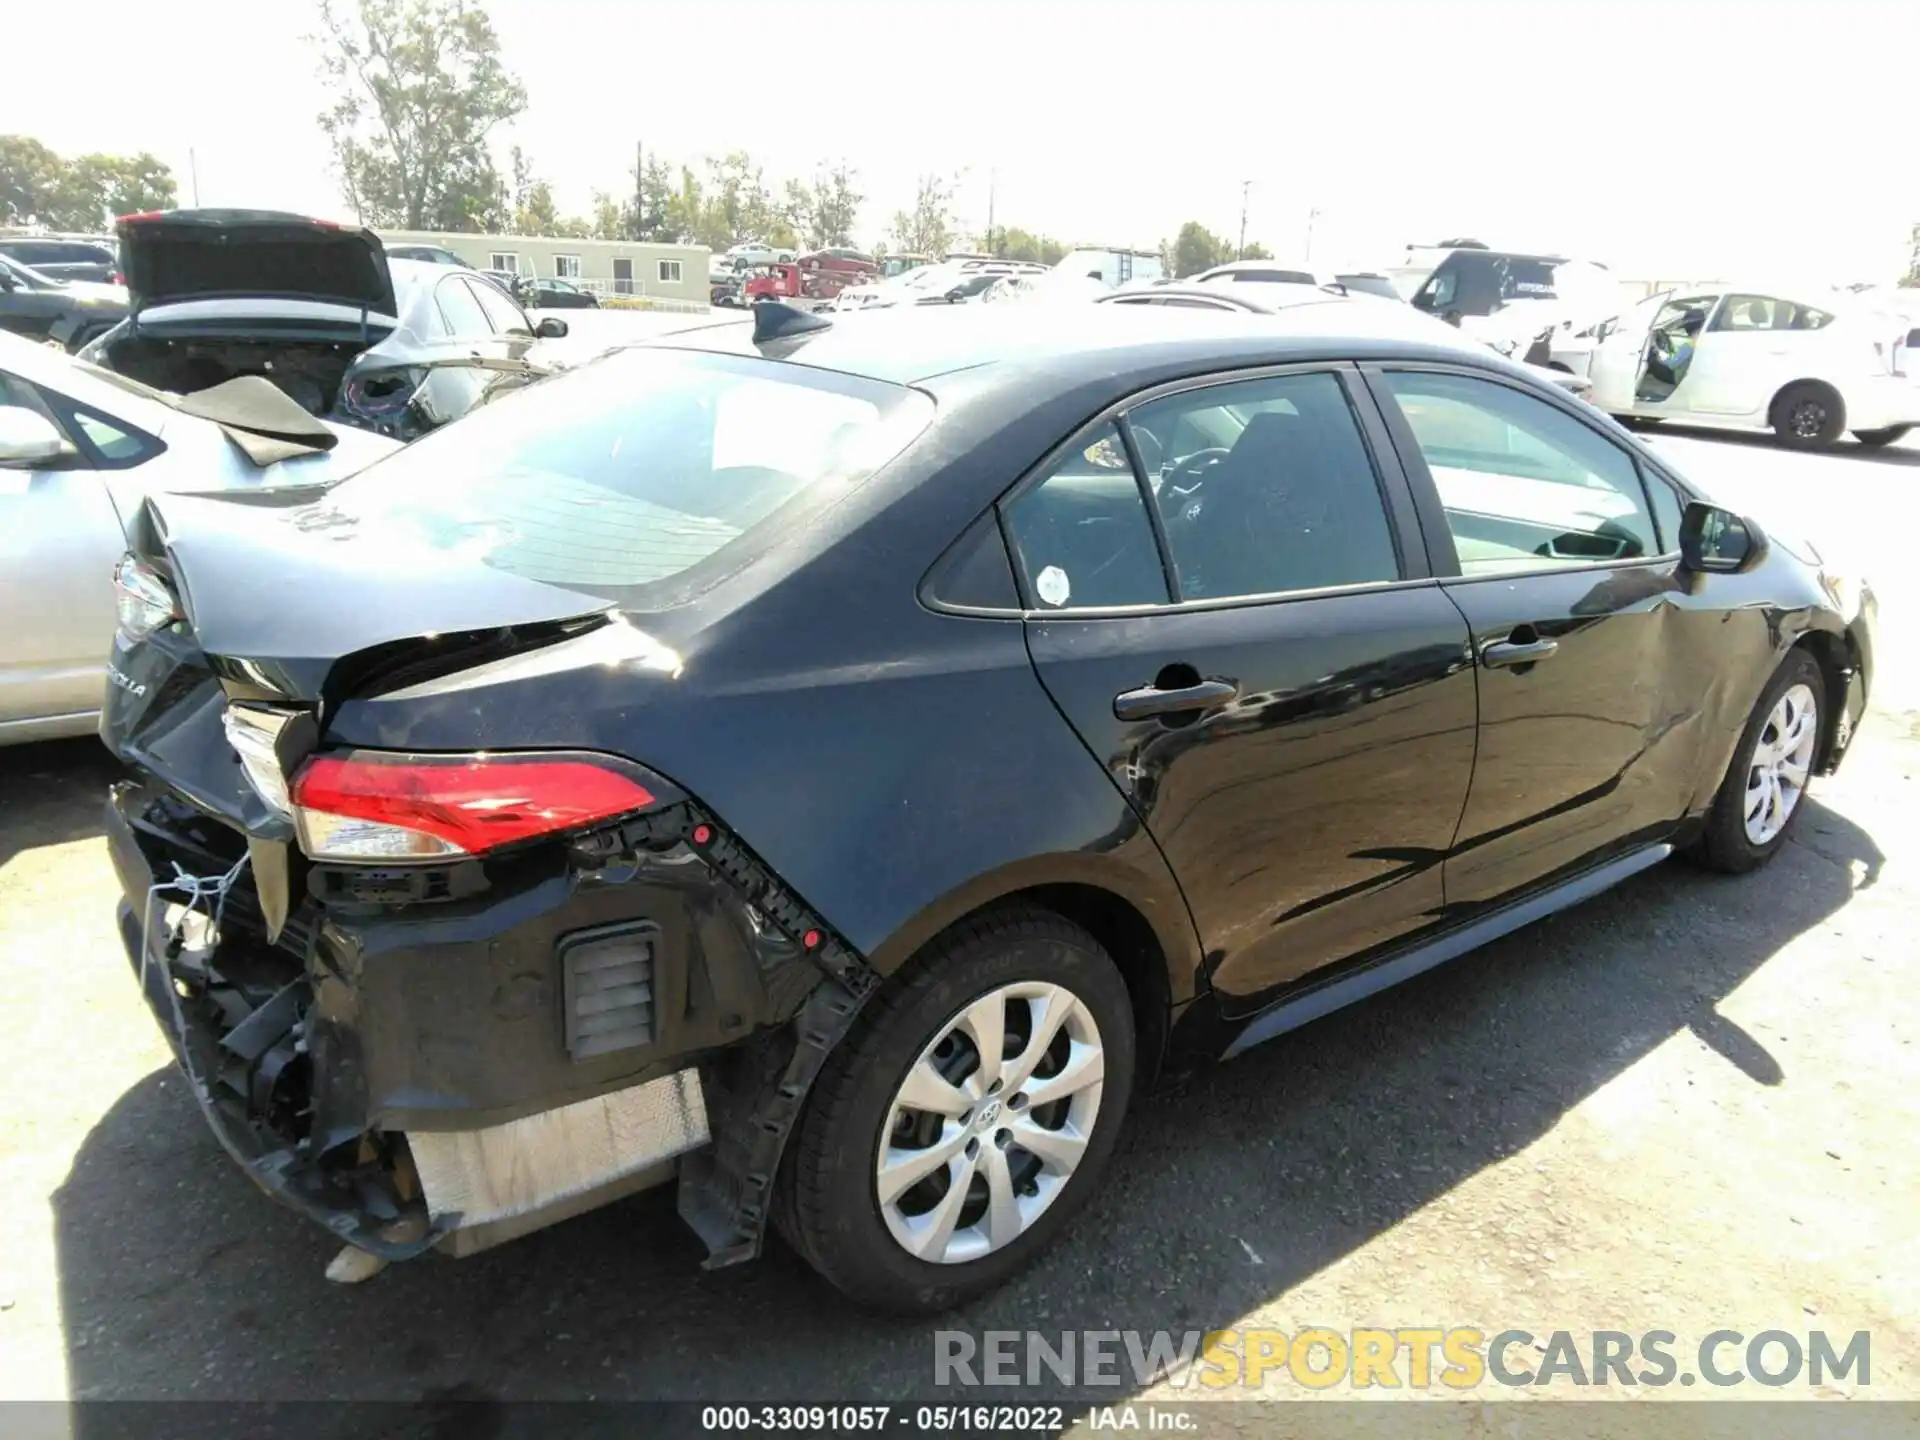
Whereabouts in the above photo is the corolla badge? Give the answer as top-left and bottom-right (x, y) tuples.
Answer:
(106, 667), (147, 697)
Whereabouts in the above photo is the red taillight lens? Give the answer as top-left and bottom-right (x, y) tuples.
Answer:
(291, 751), (658, 862)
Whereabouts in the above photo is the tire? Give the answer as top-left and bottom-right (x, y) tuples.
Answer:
(1770, 382), (1845, 447)
(1691, 649), (1825, 873)
(777, 906), (1136, 1314)
(1852, 425), (1911, 448)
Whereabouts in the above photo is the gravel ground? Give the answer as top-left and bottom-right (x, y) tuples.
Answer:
(0, 425), (1915, 1416)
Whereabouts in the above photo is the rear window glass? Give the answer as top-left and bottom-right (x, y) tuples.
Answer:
(313, 348), (933, 602)
(1218, 269), (1316, 285)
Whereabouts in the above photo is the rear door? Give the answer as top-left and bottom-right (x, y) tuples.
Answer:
(1683, 294), (1828, 418)
(1009, 366), (1479, 1015)
(1367, 364), (1694, 906)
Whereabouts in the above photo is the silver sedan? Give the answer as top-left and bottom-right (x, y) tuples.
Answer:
(0, 332), (396, 745)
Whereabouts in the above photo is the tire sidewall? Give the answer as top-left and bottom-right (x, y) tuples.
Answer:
(1771, 384), (1844, 447)
(795, 922), (1136, 1312)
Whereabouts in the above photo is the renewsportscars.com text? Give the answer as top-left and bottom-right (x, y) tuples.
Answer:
(934, 1328), (1871, 1391)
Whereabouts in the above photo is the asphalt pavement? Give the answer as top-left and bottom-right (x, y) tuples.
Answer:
(0, 425), (1915, 1413)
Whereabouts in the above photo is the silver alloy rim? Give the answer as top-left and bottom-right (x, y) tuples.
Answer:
(875, 981), (1105, 1265)
(1745, 682), (1818, 845)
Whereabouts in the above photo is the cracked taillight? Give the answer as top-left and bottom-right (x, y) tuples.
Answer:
(291, 750), (659, 862)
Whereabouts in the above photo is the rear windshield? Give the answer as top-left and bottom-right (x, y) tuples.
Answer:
(315, 347), (934, 603)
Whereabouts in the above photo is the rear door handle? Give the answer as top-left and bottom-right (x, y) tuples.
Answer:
(1481, 637), (1559, 668)
(1113, 679), (1239, 721)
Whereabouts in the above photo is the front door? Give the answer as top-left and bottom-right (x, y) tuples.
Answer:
(1368, 365), (1695, 906)
(1007, 367), (1479, 1014)
(613, 258), (633, 295)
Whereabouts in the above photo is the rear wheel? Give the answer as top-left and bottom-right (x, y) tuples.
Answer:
(777, 908), (1135, 1313)
(1691, 649), (1824, 873)
(1852, 425), (1911, 448)
(1770, 382), (1845, 447)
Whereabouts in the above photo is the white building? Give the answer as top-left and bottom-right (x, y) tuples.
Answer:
(379, 229), (709, 305)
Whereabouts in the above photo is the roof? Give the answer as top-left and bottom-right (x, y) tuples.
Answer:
(648, 295), (1500, 387)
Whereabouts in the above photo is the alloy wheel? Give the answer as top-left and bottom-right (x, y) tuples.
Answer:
(1789, 401), (1828, 439)
(874, 982), (1105, 1265)
(1744, 682), (1819, 845)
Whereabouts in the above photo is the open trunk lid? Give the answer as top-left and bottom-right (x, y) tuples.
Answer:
(116, 209), (398, 323)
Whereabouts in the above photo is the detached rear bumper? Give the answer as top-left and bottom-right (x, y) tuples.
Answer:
(105, 775), (869, 1263)
(107, 790), (439, 1259)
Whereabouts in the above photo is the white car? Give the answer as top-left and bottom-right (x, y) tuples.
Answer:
(1194, 260), (1332, 288)
(724, 242), (795, 268)
(0, 331), (396, 744)
(1574, 288), (1920, 447)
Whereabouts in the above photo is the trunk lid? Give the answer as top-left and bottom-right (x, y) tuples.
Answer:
(103, 488), (622, 937)
(115, 487), (617, 706)
(116, 209), (397, 323)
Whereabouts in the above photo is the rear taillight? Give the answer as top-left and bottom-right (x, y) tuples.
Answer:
(290, 750), (659, 862)
(113, 553), (180, 644)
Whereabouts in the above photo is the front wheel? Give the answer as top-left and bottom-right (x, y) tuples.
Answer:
(777, 908), (1136, 1313)
(1852, 425), (1911, 448)
(1691, 650), (1824, 873)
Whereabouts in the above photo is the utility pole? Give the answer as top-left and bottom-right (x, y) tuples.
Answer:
(986, 170), (996, 257)
(188, 148), (200, 207)
(1238, 179), (1251, 259)
(1305, 206), (1321, 263)
(634, 140), (644, 240)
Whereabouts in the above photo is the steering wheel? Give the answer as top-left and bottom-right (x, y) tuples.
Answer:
(1164, 447), (1232, 498)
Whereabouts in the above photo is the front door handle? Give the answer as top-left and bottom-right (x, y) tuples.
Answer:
(1481, 636), (1560, 668)
(1113, 678), (1239, 721)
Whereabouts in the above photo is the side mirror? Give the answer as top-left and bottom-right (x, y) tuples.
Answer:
(535, 316), (569, 339)
(0, 269), (16, 292)
(1679, 500), (1763, 574)
(946, 288), (966, 303)
(0, 408), (77, 467)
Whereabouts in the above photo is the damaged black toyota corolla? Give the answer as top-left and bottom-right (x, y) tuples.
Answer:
(100, 299), (1874, 1313)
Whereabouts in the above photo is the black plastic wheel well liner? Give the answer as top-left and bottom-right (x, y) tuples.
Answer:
(999, 881), (1171, 1083)
(1791, 629), (1855, 773)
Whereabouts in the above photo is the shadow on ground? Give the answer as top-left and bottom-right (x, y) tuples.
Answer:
(50, 789), (1880, 1411)
(0, 737), (122, 870)
(1647, 422), (1920, 467)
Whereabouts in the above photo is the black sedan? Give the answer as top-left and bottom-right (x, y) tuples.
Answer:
(98, 301), (1872, 1313)
(0, 235), (120, 283)
(523, 276), (602, 308)
(0, 253), (128, 349)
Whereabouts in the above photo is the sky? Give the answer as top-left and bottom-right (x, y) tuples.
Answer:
(8, 0), (1919, 285)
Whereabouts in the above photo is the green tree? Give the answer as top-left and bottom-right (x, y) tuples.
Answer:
(1, 140), (176, 231)
(788, 162), (863, 249)
(0, 135), (65, 226)
(1904, 223), (1920, 288)
(1242, 241), (1273, 261)
(41, 152), (177, 232)
(890, 173), (956, 258)
(992, 226), (1067, 265)
(1170, 220), (1235, 277)
(313, 0), (528, 231)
